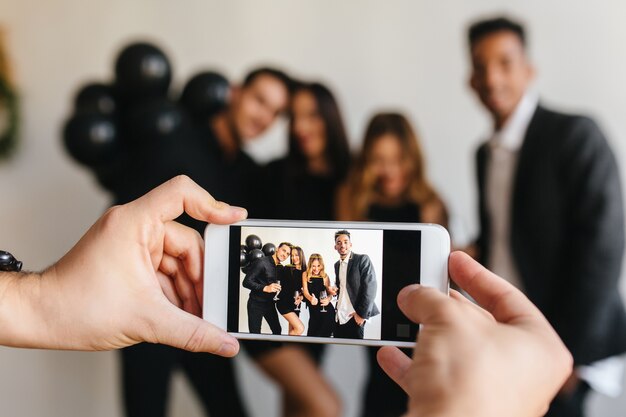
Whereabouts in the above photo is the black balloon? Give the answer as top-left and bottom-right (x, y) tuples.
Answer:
(74, 83), (118, 116)
(262, 243), (276, 257)
(128, 99), (186, 142)
(245, 235), (262, 251)
(240, 244), (248, 253)
(247, 248), (264, 264)
(114, 42), (172, 101)
(240, 249), (249, 268)
(63, 113), (120, 166)
(179, 71), (230, 122)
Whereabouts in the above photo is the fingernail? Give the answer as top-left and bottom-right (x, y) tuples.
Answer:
(217, 342), (238, 356)
(231, 207), (248, 219)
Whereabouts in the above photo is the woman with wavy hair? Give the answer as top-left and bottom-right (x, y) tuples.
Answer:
(337, 112), (447, 417)
(301, 253), (336, 337)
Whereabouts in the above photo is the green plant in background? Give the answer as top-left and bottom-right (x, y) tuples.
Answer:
(0, 27), (19, 160)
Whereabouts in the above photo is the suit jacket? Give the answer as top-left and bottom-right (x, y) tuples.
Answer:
(476, 105), (626, 365)
(334, 253), (380, 319)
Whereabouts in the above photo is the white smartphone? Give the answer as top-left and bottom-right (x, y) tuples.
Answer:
(204, 219), (450, 348)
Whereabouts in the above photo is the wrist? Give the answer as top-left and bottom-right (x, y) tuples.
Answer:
(0, 269), (47, 348)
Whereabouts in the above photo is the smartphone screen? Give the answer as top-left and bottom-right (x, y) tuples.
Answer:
(226, 224), (421, 343)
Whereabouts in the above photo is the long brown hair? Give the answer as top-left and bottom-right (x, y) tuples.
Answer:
(346, 112), (441, 220)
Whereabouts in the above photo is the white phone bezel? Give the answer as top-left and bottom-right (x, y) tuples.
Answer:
(204, 219), (450, 347)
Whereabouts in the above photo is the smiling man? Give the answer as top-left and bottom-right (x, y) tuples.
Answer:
(469, 16), (626, 417)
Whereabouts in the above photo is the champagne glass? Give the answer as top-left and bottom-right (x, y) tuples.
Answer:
(273, 279), (281, 301)
(294, 290), (301, 311)
(320, 290), (328, 313)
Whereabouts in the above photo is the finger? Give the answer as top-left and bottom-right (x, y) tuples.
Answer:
(160, 254), (202, 316)
(163, 221), (204, 283)
(448, 251), (542, 323)
(156, 270), (182, 308)
(397, 284), (458, 325)
(129, 175), (248, 225)
(150, 301), (239, 356)
(376, 346), (412, 393)
(449, 289), (495, 321)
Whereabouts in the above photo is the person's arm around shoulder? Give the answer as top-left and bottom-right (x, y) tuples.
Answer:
(0, 175), (246, 356)
(378, 251), (573, 417)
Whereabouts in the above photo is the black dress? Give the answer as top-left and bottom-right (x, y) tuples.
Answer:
(261, 158), (338, 220)
(260, 157), (344, 361)
(305, 276), (336, 337)
(276, 266), (304, 315)
(363, 201), (421, 417)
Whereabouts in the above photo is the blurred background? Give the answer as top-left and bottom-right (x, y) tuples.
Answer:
(1, 0), (625, 416)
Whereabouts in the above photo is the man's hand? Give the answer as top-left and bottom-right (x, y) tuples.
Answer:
(1, 176), (247, 356)
(264, 283), (282, 293)
(352, 312), (365, 326)
(377, 251), (573, 417)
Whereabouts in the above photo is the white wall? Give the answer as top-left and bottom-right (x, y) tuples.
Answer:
(1, 1), (625, 416)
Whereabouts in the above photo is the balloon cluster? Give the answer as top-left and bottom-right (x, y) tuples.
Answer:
(240, 234), (276, 272)
(62, 42), (230, 191)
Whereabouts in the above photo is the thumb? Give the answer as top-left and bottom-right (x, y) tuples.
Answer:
(149, 303), (239, 356)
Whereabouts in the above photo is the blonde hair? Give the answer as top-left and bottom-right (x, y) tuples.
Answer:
(306, 253), (328, 279)
(345, 112), (442, 220)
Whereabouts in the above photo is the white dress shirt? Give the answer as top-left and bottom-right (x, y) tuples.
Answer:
(336, 252), (356, 325)
(484, 90), (623, 397)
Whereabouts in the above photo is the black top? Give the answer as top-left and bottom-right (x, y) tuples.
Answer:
(476, 105), (626, 365)
(111, 124), (261, 234)
(276, 266), (303, 313)
(261, 157), (339, 221)
(367, 202), (421, 223)
(242, 255), (278, 301)
(306, 275), (328, 308)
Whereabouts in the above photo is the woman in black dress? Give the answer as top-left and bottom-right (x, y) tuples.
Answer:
(337, 112), (448, 417)
(252, 82), (349, 417)
(302, 254), (336, 337)
(275, 246), (306, 335)
(262, 82), (351, 221)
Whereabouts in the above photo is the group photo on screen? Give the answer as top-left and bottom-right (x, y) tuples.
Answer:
(238, 227), (383, 340)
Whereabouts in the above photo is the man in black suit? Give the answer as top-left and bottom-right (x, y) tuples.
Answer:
(242, 242), (292, 334)
(469, 17), (626, 417)
(332, 230), (379, 339)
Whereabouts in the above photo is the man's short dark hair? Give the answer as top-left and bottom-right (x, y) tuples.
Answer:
(278, 242), (292, 250)
(242, 67), (293, 93)
(468, 16), (526, 48)
(334, 230), (351, 241)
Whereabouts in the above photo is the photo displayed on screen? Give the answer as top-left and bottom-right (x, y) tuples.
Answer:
(228, 225), (422, 342)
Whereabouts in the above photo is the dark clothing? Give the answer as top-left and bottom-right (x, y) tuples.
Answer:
(243, 256), (282, 335)
(476, 105), (626, 366)
(333, 317), (364, 339)
(243, 256), (279, 301)
(116, 124), (257, 417)
(122, 344), (247, 417)
(333, 253), (380, 320)
(305, 276), (336, 337)
(261, 157), (339, 220)
(367, 202), (421, 223)
(247, 297), (282, 334)
(276, 266), (303, 315)
(477, 105), (626, 417)
(362, 201), (421, 417)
